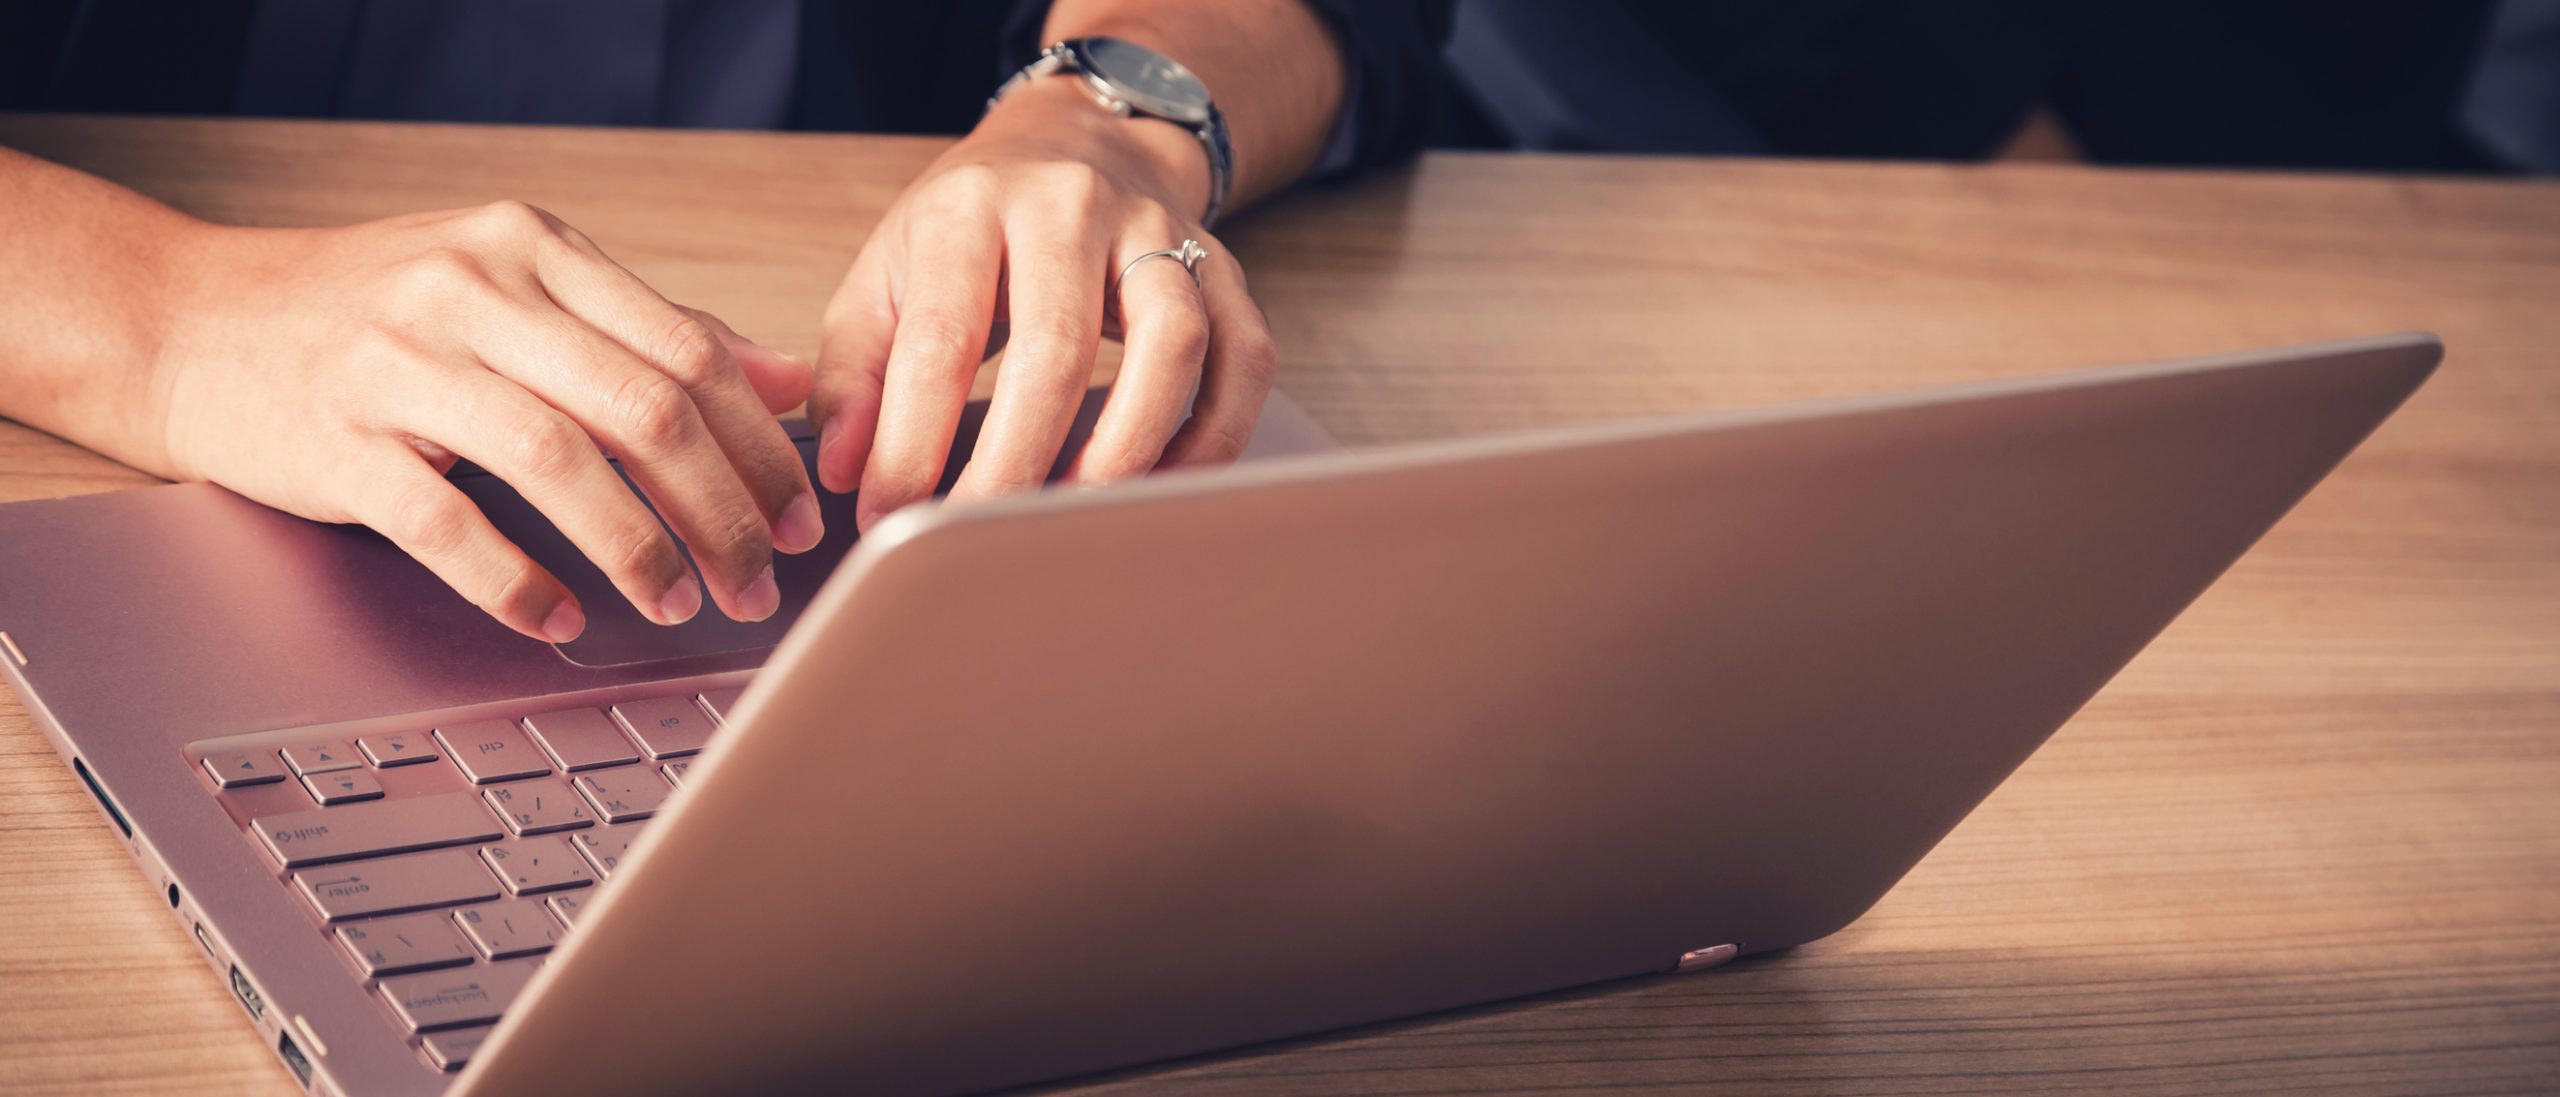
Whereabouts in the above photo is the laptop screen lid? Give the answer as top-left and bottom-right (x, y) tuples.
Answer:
(459, 334), (2437, 1096)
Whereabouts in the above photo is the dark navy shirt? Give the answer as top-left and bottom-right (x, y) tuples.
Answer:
(4, 0), (1453, 178)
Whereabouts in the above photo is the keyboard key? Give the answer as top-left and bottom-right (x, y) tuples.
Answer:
(698, 687), (746, 723)
(255, 793), (505, 868)
(570, 826), (643, 880)
(301, 768), (384, 806)
(480, 837), (595, 895)
(294, 849), (501, 920)
(358, 732), (438, 768)
(572, 770), (671, 824)
(336, 911), (476, 976)
(661, 761), (691, 788)
(483, 779), (594, 836)
(435, 720), (551, 784)
(545, 892), (589, 927)
(281, 740), (361, 775)
(522, 708), (639, 772)
(420, 1025), (493, 1071)
(204, 750), (286, 788)
(378, 957), (541, 1032)
(610, 696), (717, 759)
(456, 898), (564, 959)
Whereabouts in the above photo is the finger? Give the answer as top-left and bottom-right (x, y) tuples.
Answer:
(854, 207), (1005, 530)
(947, 217), (1108, 504)
(1160, 247), (1279, 468)
(339, 441), (587, 644)
(389, 355), (704, 628)
(538, 223), (822, 565)
(1063, 239), (1209, 483)
(682, 306), (812, 414)
(468, 295), (778, 622)
(811, 248), (894, 494)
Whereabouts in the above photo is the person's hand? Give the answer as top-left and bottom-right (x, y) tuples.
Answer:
(145, 201), (825, 642)
(808, 76), (1280, 530)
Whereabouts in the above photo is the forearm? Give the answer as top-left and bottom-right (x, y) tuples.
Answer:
(1040, 0), (1348, 210)
(0, 147), (202, 473)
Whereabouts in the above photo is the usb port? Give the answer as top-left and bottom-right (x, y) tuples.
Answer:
(278, 1031), (314, 1086)
(229, 964), (266, 1021)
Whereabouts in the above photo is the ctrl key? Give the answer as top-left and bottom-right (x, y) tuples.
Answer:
(379, 957), (542, 1033)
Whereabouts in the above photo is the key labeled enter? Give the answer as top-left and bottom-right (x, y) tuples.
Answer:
(294, 848), (500, 920)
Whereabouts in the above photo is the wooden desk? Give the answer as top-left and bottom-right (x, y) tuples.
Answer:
(2, 116), (2555, 1095)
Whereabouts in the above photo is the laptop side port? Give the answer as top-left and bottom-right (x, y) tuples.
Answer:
(278, 1031), (315, 1087)
(229, 964), (266, 1021)
(70, 757), (132, 838)
(195, 922), (217, 956)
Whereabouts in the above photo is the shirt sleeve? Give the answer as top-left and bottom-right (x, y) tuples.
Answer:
(1002, 1), (1455, 181)
(1295, 0), (1456, 178)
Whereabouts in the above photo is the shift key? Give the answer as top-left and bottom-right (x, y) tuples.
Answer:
(256, 792), (504, 867)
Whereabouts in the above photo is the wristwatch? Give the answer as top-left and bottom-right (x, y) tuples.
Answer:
(991, 37), (1236, 228)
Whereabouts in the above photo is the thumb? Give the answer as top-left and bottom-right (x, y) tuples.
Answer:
(677, 305), (813, 414)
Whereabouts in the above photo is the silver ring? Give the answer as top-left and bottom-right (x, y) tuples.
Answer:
(1117, 238), (1208, 289)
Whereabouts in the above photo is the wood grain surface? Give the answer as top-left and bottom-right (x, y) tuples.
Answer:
(1, 115), (2555, 1095)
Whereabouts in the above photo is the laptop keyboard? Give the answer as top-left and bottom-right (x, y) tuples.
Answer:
(190, 686), (742, 1073)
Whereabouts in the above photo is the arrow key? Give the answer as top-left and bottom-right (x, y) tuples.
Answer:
(283, 740), (361, 776)
(359, 732), (439, 768)
(203, 750), (286, 788)
(303, 767), (385, 806)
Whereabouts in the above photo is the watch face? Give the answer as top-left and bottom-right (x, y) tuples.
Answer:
(1079, 37), (1211, 125)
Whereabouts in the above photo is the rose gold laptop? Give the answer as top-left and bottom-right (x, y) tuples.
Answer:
(0, 334), (2436, 1096)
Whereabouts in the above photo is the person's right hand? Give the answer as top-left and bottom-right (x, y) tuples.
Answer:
(144, 201), (824, 643)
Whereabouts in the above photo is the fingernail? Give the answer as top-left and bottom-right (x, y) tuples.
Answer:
(738, 565), (780, 622)
(541, 601), (585, 644)
(775, 493), (824, 554)
(658, 576), (703, 625)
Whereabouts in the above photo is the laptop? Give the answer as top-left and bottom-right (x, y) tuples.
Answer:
(0, 333), (2437, 1096)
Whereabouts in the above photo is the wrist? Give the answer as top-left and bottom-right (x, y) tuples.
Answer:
(978, 74), (1214, 224)
(48, 211), (236, 480)
(140, 220), (279, 480)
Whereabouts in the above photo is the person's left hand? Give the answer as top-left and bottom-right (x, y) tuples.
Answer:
(807, 76), (1279, 531)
